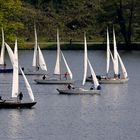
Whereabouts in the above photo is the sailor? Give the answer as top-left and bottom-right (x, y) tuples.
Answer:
(42, 75), (46, 80)
(36, 66), (39, 71)
(18, 92), (23, 103)
(118, 73), (120, 79)
(4, 63), (6, 69)
(97, 85), (101, 90)
(0, 96), (5, 102)
(67, 84), (71, 89)
(64, 72), (69, 80)
(90, 85), (95, 90)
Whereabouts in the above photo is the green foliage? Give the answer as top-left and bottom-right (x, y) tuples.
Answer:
(0, 0), (24, 42)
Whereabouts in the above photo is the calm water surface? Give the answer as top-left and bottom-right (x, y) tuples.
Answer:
(0, 50), (140, 140)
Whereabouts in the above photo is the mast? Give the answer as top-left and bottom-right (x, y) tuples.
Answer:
(0, 28), (5, 65)
(32, 24), (38, 68)
(106, 27), (110, 76)
(54, 29), (61, 79)
(113, 28), (119, 76)
(82, 33), (88, 85)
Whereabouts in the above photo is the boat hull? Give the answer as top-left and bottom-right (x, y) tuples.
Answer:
(86, 76), (129, 84)
(57, 88), (100, 95)
(34, 79), (74, 84)
(0, 68), (13, 73)
(0, 101), (37, 109)
(99, 78), (129, 84)
(19, 71), (45, 75)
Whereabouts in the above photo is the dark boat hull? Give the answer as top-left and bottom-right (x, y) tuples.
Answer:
(0, 68), (13, 73)
(0, 101), (37, 109)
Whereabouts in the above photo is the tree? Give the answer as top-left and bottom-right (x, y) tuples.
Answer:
(97, 0), (139, 49)
(0, 0), (24, 42)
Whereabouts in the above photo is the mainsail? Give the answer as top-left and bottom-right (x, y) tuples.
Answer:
(82, 33), (88, 85)
(0, 28), (5, 65)
(12, 39), (19, 97)
(32, 25), (38, 67)
(113, 28), (119, 75)
(106, 28), (110, 75)
(54, 29), (61, 75)
(5, 43), (14, 66)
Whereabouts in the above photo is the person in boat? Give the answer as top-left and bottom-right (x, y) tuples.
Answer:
(97, 85), (101, 90)
(4, 63), (6, 69)
(96, 75), (101, 80)
(118, 73), (120, 79)
(42, 75), (46, 80)
(22, 67), (24, 71)
(90, 85), (95, 90)
(0, 96), (3, 102)
(0, 96), (5, 102)
(67, 84), (72, 89)
(18, 92), (23, 103)
(36, 66), (39, 71)
(64, 72), (69, 80)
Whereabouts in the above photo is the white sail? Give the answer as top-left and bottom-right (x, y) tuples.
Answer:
(0, 28), (5, 65)
(87, 58), (99, 89)
(32, 24), (38, 67)
(12, 39), (19, 97)
(61, 51), (73, 80)
(117, 52), (128, 78)
(82, 33), (88, 85)
(110, 50), (115, 64)
(106, 28), (110, 75)
(54, 29), (61, 75)
(113, 28), (119, 75)
(5, 42), (14, 66)
(20, 67), (35, 102)
(38, 45), (47, 71)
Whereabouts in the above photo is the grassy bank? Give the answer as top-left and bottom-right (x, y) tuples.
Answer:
(17, 42), (140, 50)
(6, 41), (140, 50)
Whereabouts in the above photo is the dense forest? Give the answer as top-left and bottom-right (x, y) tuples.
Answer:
(0, 0), (140, 49)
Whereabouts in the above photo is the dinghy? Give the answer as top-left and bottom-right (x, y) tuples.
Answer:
(57, 33), (101, 95)
(34, 29), (74, 84)
(0, 28), (13, 73)
(19, 25), (47, 75)
(86, 28), (129, 84)
(0, 40), (36, 108)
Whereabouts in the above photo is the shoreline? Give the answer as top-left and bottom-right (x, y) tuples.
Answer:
(5, 42), (140, 50)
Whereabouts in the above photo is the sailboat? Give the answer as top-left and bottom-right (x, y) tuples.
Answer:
(0, 40), (36, 108)
(57, 33), (101, 95)
(87, 28), (129, 84)
(0, 28), (13, 73)
(34, 29), (73, 84)
(19, 25), (47, 75)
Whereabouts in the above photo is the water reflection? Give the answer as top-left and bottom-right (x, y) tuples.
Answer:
(0, 50), (140, 140)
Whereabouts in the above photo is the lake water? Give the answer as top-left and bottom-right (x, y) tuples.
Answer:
(0, 50), (140, 140)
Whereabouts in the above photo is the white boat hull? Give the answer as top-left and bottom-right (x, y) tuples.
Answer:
(57, 88), (100, 95)
(99, 78), (129, 84)
(87, 76), (129, 84)
(34, 79), (74, 84)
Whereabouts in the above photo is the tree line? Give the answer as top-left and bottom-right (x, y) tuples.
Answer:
(0, 0), (140, 49)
